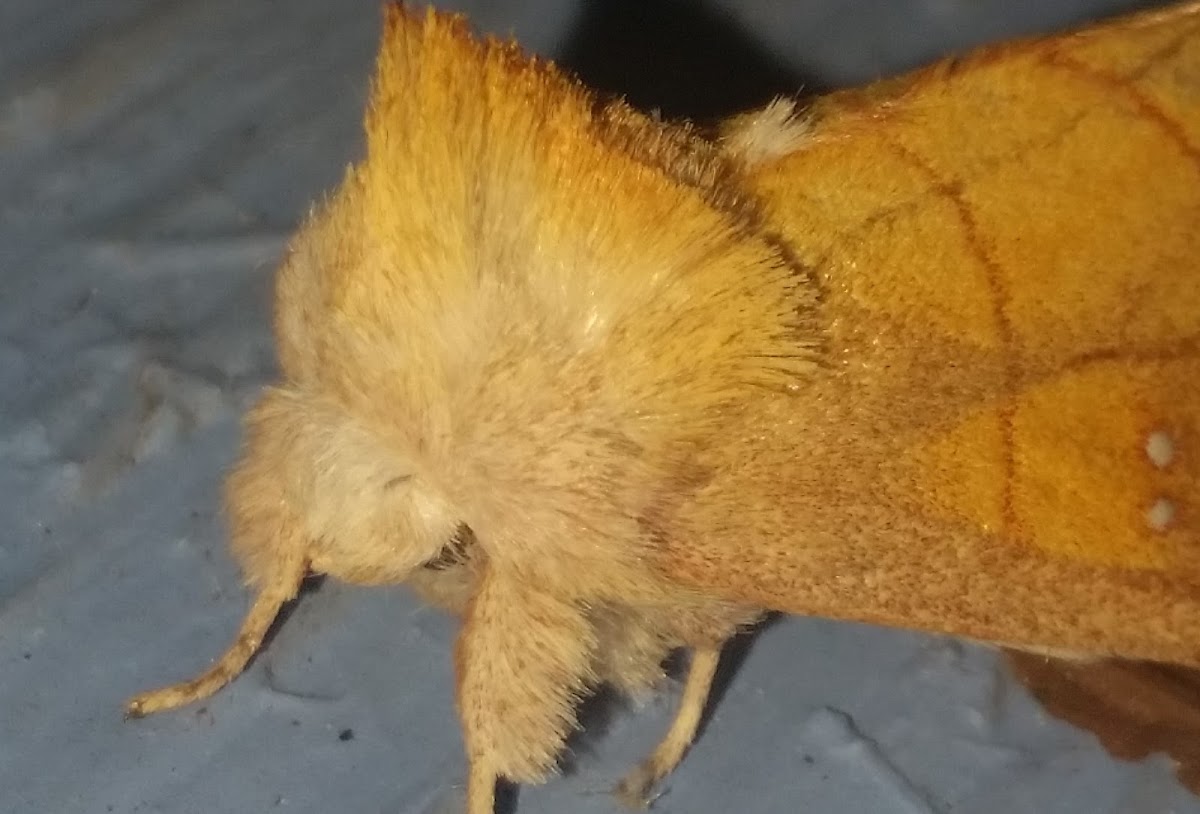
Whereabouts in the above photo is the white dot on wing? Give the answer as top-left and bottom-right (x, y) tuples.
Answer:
(1146, 497), (1175, 532)
(1145, 430), (1175, 468)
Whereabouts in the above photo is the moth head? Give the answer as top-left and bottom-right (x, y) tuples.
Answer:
(225, 387), (466, 590)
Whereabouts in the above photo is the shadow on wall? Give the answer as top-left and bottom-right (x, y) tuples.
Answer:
(555, 0), (813, 123)
(553, 0), (1174, 123)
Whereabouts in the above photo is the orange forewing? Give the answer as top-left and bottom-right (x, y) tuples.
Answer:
(660, 1), (1200, 664)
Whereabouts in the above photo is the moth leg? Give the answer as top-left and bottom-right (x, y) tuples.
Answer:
(465, 755), (497, 814)
(124, 557), (306, 718)
(615, 644), (721, 809)
(455, 566), (596, 810)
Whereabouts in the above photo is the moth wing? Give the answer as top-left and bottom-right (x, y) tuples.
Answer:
(661, 2), (1200, 664)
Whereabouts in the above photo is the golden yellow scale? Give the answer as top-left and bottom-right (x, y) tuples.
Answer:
(127, 3), (1200, 812)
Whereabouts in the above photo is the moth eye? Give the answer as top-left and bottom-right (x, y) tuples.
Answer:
(1145, 430), (1175, 469)
(1146, 497), (1176, 532)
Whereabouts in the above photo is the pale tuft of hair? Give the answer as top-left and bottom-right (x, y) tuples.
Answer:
(719, 97), (813, 166)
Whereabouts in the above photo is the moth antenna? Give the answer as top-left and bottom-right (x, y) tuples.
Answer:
(124, 558), (306, 718)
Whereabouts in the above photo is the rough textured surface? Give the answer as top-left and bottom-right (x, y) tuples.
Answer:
(1, 1), (1195, 813)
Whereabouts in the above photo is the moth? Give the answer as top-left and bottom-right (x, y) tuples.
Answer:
(128, 2), (1200, 812)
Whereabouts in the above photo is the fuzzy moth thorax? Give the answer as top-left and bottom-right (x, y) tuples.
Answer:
(262, 6), (822, 595)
